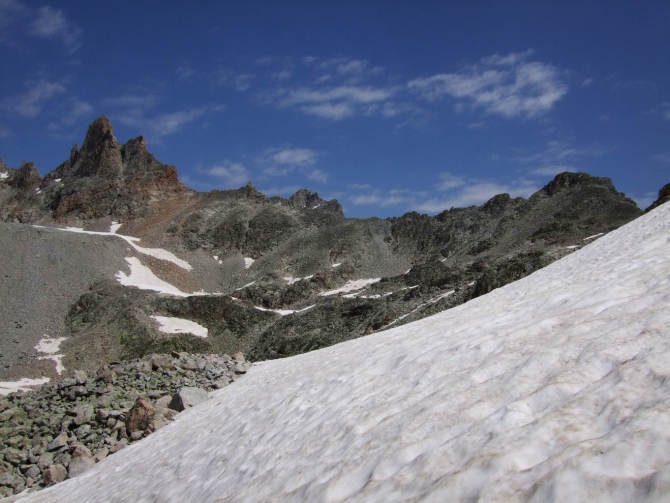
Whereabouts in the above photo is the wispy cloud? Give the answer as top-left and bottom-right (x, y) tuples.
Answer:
(266, 147), (318, 166)
(530, 165), (576, 176)
(14, 79), (66, 118)
(348, 183), (371, 189)
(103, 94), (159, 110)
(436, 173), (466, 191)
(273, 85), (398, 120)
(0, 0), (28, 30)
(176, 63), (194, 81)
(29, 6), (81, 53)
(205, 160), (251, 188)
(62, 99), (94, 125)
(408, 50), (568, 119)
(217, 69), (255, 91)
(307, 169), (328, 184)
(415, 179), (539, 213)
(259, 147), (328, 183)
(514, 139), (611, 165)
(652, 152), (670, 163)
(0, 126), (9, 138)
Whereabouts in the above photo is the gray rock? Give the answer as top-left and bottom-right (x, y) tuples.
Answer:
(168, 387), (208, 412)
(25, 465), (40, 479)
(43, 464), (67, 485)
(0, 471), (21, 488)
(93, 448), (108, 463)
(67, 454), (95, 479)
(108, 438), (127, 454)
(37, 452), (54, 470)
(47, 432), (68, 452)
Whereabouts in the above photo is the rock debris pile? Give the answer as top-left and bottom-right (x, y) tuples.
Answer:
(0, 352), (249, 497)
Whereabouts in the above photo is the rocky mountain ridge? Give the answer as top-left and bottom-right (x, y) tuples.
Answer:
(0, 116), (658, 384)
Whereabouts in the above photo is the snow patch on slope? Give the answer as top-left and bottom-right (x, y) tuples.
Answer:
(34, 336), (67, 374)
(253, 305), (316, 316)
(319, 278), (381, 296)
(34, 225), (192, 270)
(151, 316), (208, 338)
(244, 257), (254, 269)
(17, 204), (670, 502)
(115, 257), (209, 297)
(0, 378), (50, 396)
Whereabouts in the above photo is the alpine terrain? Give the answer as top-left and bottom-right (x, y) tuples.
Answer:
(8, 153), (670, 503)
(0, 116), (667, 499)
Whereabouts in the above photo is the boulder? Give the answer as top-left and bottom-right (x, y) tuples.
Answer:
(126, 397), (155, 435)
(168, 387), (208, 412)
(43, 464), (67, 485)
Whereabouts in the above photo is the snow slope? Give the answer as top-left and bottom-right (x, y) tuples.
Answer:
(18, 203), (670, 502)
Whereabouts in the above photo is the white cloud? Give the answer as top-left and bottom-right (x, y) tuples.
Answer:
(118, 106), (211, 139)
(652, 152), (670, 163)
(0, 0), (27, 30)
(408, 51), (568, 119)
(272, 70), (292, 81)
(176, 64), (194, 81)
(62, 100), (93, 125)
(468, 121), (487, 129)
(350, 193), (382, 205)
(302, 56), (318, 65)
(15, 80), (66, 117)
(29, 6), (81, 53)
(267, 148), (318, 166)
(307, 169), (328, 184)
(104, 94), (159, 110)
(581, 78), (594, 87)
(514, 140), (610, 164)
(262, 166), (294, 177)
(436, 173), (466, 191)
(270, 85), (397, 120)
(349, 183), (371, 189)
(217, 70), (255, 91)
(301, 102), (355, 120)
(415, 179), (539, 213)
(337, 59), (367, 75)
(206, 161), (251, 188)
(530, 165), (577, 176)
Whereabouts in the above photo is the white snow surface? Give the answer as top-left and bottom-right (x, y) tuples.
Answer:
(253, 305), (316, 316)
(0, 172), (8, 180)
(115, 257), (210, 297)
(151, 316), (208, 338)
(0, 378), (50, 396)
(109, 221), (122, 234)
(284, 275), (314, 285)
(244, 257), (255, 269)
(34, 336), (67, 374)
(18, 203), (670, 503)
(584, 232), (605, 241)
(319, 278), (381, 296)
(34, 225), (192, 270)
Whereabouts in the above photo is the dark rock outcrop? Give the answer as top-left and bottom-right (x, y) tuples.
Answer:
(289, 189), (343, 214)
(645, 183), (670, 213)
(9, 162), (42, 190)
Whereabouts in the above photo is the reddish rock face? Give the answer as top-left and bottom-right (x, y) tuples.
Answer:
(126, 397), (156, 435)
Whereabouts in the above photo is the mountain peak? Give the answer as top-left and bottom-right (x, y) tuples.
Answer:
(541, 172), (614, 197)
(289, 189), (343, 214)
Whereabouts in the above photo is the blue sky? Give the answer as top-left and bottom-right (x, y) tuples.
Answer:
(1, 0), (668, 217)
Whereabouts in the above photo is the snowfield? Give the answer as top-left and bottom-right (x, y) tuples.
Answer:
(17, 203), (670, 502)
